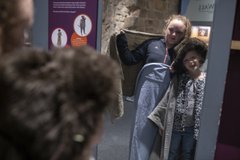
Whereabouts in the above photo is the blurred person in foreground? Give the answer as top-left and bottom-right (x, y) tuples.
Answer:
(0, 0), (33, 53)
(0, 46), (120, 160)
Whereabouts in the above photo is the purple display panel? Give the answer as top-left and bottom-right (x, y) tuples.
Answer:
(48, 0), (98, 49)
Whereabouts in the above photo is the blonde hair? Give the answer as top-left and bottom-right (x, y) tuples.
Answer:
(163, 14), (192, 39)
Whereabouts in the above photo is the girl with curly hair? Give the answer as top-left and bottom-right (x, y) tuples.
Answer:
(148, 38), (208, 160)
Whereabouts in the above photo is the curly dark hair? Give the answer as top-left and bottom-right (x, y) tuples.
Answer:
(0, 46), (120, 160)
(171, 38), (208, 74)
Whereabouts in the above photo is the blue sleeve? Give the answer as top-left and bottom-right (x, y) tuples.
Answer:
(116, 33), (148, 65)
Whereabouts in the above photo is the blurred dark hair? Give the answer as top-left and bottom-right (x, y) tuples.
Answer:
(0, 46), (120, 160)
(171, 38), (208, 74)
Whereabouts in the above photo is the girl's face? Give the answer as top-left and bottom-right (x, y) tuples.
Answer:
(183, 50), (203, 73)
(5, 0), (33, 52)
(165, 19), (186, 48)
(18, 0), (34, 27)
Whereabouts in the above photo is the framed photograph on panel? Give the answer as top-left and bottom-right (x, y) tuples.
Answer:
(191, 25), (211, 45)
(180, 0), (215, 45)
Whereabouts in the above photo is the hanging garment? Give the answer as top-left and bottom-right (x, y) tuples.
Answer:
(129, 63), (170, 160)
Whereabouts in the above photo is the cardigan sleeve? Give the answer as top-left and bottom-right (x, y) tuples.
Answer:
(148, 75), (178, 132)
(148, 83), (172, 131)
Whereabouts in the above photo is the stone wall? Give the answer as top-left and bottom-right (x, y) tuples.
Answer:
(101, 0), (180, 54)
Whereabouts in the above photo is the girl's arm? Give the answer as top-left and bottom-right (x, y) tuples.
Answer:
(116, 32), (147, 65)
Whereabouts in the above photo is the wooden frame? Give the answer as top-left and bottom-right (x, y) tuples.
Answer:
(231, 40), (240, 50)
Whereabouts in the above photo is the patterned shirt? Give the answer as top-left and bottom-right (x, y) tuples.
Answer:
(173, 73), (206, 139)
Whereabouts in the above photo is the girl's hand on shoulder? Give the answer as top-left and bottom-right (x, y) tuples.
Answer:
(169, 64), (175, 73)
(159, 128), (164, 136)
